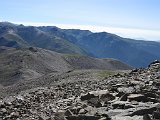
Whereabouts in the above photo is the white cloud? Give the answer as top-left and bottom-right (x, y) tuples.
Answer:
(12, 21), (160, 41)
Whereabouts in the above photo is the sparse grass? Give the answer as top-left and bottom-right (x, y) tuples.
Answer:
(97, 70), (131, 78)
(97, 70), (117, 78)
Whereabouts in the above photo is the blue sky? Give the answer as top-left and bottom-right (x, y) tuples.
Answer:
(0, 0), (160, 40)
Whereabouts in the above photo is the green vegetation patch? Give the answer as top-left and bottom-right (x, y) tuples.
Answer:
(97, 70), (117, 78)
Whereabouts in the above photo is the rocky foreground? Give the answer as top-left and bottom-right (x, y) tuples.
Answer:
(0, 61), (160, 120)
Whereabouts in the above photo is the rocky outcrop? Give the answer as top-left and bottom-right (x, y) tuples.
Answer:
(0, 60), (160, 120)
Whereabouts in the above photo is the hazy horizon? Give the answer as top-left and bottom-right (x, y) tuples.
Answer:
(1, 0), (160, 41)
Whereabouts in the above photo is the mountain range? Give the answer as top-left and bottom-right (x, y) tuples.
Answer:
(0, 22), (160, 67)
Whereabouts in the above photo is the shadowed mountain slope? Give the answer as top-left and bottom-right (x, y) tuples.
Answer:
(0, 22), (87, 55)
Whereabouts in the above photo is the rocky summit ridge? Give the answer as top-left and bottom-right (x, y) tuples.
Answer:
(0, 60), (160, 120)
